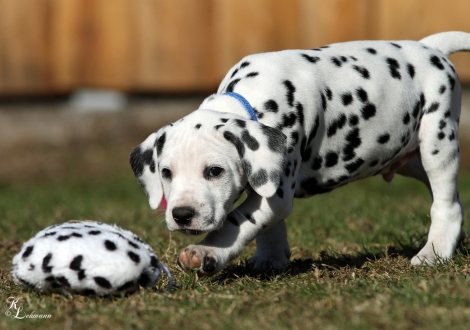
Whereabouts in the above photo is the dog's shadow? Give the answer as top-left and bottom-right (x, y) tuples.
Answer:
(209, 233), (470, 284)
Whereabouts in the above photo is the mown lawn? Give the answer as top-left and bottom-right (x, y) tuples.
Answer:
(1, 172), (470, 329)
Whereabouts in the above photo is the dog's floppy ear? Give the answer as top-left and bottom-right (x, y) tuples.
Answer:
(130, 129), (166, 209)
(221, 119), (287, 197)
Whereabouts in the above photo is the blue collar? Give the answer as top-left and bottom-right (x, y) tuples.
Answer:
(223, 92), (258, 121)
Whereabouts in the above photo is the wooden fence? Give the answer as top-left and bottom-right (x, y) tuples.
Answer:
(0, 0), (469, 96)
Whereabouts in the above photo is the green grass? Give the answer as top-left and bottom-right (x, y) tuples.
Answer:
(1, 173), (470, 329)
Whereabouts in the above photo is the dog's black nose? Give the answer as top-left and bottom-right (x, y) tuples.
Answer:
(172, 206), (195, 225)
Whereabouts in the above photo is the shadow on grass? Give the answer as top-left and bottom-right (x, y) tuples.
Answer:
(210, 232), (470, 285)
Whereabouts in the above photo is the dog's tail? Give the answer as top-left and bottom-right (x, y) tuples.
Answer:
(419, 31), (470, 56)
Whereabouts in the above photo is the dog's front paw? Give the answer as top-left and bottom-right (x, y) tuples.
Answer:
(178, 245), (225, 276)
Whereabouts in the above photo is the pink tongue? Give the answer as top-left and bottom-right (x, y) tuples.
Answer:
(160, 196), (167, 210)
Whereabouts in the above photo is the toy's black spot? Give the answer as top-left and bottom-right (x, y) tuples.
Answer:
(444, 110), (451, 118)
(352, 65), (370, 79)
(407, 63), (415, 78)
(234, 119), (246, 128)
(301, 53), (320, 63)
(127, 251), (141, 264)
(138, 272), (151, 287)
(71, 232), (82, 238)
(361, 103), (376, 120)
(340, 56), (348, 62)
(390, 42), (402, 48)
(377, 133), (390, 144)
(155, 133), (166, 157)
(42, 231), (57, 238)
(240, 61), (250, 68)
(437, 132), (446, 140)
(42, 253), (53, 273)
(264, 100), (279, 113)
(117, 281), (135, 291)
(246, 72), (259, 78)
(70, 255), (83, 270)
(94, 276), (112, 289)
(57, 276), (71, 288)
(195, 124), (202, 129)
(88, 230), (101, 235)
(430, 55), (445, 70)
(220, 118), (229, 123)
(127, 240), (140, 249)
(341, 93), (353, 106)
(325, 152), (339, 167)
(432, 149), (439, 155)
(226, 78), (241, 92)
(104, 240), (117, 251)
(366, 48), (377, 54)
(427, 102), (440, 114)
(356, 88), (368, 103)
(312, 156), (323, 170)
(439, 85), (446, 94)
(403, 112), (411, 125)
(283, 80), (296, 107)
(57, 235), (70, 241)
(214, 124), (224, 130)
(349, 114), (359, 126)
(22, 246), (34, 259)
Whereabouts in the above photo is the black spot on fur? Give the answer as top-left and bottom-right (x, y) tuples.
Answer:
(195, 124), (202, 129)
(104, 240), (117, 251)
(403, 112), (411, 125)
(22, 246), (34, 259)
(296, 103), (305, 126)
(377, 133), (390, 144)
(352, 65), (370, 79)
(413, 100), (421, 118)
(234, 119), (246, 128)
(156, 133), (166, 157)
(343, 128), (361, 161)
(220, 118), (229, 123)
(226, 79), (241, 92)
(279, 112), (297, 128)
(88, 230), (101, 235)
(264, 100), (279, 113)
(312, 156), (323, 170)
(302, 54), (321, 64)
(241, 130), (260, 151)
(240, 61), (250, 68)
(321, 93), (327, 111)
(361, 103), (376, 120)
(214, 124), (224, 130)
(349, 114), (359, 126)
(94, 276), (112, 289)
(331, 57), (342, 67)
(249, 169), (268, 188)
(127, 240), (140, 249)
(438, 132), (446, 140)
(78, 270), (86, 280)
(57, 276), (71, 288)
(386, 58), (401, 79)
(356, 88), (368, 103)
(227, 215), (239, 227)
(369, 159), (379, 167)
(302, 148), (312, 162)
(224, 131), (245, 157)
(127, 251), (141, 264)
(150, 256), (159, 268)
(259, 125), (286, 154)
(230, 68), (239, 78)
(427, 102), (440, 114)
(439, 85), (446, 94)
(246, 72), (259, 78)
(366, 48), (377, 54)
(448, 74), (456, 90)
(69, 255), (83, 270)
(407, 63), (415, 78)
(325, 152), (339, 167)
(276, 188), (284, 199)
(439, 120), (447, 130)
(449, 131), (456, 141)
(307, 115), (320, 146)
(57, 235), (70, 241)
(390, 42), (402, 48)
(341, 93), (353, 106)
(345, 158), (364, 174)
(430, 55), (445, 70)
(432, 149), (439, 155)
(283, 80), (296, 107)
(325, 88), (333, 100)
(42, 253), (53, 273)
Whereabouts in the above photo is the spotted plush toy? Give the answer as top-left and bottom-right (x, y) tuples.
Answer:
(11, 221), (172, 296)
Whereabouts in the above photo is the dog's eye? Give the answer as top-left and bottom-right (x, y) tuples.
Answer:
(161, 168), (172, 180)
(204, 166), (224, 179)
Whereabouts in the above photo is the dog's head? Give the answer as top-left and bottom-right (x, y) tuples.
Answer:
(130, 109), (286, 235)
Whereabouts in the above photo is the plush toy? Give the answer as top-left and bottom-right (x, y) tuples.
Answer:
(11, 221), (172, 296)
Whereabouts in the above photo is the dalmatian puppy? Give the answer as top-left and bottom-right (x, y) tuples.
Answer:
(130, 32), (470, 276)
(11, 221), (172, 295)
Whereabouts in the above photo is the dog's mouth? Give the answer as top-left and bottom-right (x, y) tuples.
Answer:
(178, 229), (205, 236)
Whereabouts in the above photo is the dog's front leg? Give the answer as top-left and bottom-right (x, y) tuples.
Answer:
(178, 192), (293, 275)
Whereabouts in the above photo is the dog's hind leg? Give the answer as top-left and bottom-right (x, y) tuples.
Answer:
(411, 84), (465, 265)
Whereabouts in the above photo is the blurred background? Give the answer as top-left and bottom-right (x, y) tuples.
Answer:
(1, 0), (470, 182)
